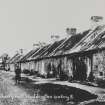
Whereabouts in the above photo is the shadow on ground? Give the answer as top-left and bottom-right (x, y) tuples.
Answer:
(85, 101), (105, 105)
(11, 77), (98, 104)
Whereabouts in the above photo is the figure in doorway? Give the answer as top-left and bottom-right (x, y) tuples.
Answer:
(79, 58), (87, 81)
(73, 58), (87, 81)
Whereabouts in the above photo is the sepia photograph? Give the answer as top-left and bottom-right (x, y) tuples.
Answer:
(0, 0), (105, 105)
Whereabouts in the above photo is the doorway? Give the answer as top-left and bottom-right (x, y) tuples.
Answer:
(73, 57), (87, 81)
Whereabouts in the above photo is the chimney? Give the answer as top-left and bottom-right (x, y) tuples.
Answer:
(39, 42), (46, 47)
(20, 49), (23, 55)
(33, 42), (46, 49)
(33, 43), (39, 49)
(90, 16), (104, 29)
(51, 35), (60, 43)
(66, 28), (76, 37)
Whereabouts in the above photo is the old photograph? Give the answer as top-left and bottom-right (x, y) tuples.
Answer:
(0, 0), (105, 105)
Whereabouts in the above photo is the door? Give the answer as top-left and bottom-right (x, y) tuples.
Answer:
(73, 57), (87, 81)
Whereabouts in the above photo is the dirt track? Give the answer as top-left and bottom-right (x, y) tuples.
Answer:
(0, 71), (68, 105)
(1, 70), (105, 105)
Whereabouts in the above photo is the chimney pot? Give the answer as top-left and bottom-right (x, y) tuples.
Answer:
(90, 16), (104, 29)
(66, 28), (76, 37)
(51, 35), (60, 42)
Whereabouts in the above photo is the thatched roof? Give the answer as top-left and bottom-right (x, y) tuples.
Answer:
(8, 53), (22, 64)
(65, 25), (105, 55)
(19, 48), (40, 62)
(48, 30), (90, 57)
(27, 45), (50, 61)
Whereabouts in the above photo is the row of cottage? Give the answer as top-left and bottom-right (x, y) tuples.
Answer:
(7, 25), (105, 81)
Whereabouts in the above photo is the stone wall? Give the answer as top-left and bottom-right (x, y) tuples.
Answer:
(93, 50), (105, 79)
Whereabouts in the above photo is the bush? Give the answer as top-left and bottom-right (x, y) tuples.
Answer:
(94, 77), (105, 88)
(59, 74), (68, 81)
(36, 73), (47, 78)
(22, 69), (30, 74)
(29, 70), (39, 76)
(47, 72), (55, 78)
(59, 71), (68, 81)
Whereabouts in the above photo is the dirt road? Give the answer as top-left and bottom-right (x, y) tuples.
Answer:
(0, 70), (103, 105)
(0, 71), (69, 105)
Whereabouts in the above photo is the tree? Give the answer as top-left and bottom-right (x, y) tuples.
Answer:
(1, 53), (10, 70)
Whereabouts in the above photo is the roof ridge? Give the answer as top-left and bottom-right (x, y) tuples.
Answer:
(66, 25), (105, 54)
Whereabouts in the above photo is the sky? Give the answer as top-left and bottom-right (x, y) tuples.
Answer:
(0, 0), (105, 56)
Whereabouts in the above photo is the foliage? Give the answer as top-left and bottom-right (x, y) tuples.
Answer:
(1, 53), (10, 69)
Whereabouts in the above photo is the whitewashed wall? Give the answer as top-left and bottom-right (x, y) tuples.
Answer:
(10, 63), (15, 72)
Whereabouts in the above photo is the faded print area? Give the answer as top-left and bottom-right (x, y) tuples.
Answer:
(0, 0), (105, 105)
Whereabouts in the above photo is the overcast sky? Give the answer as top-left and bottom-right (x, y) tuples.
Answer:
(0, 0), (105, 56)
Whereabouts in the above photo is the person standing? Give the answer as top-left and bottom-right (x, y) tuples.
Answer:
(15, 64), (21, 84)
